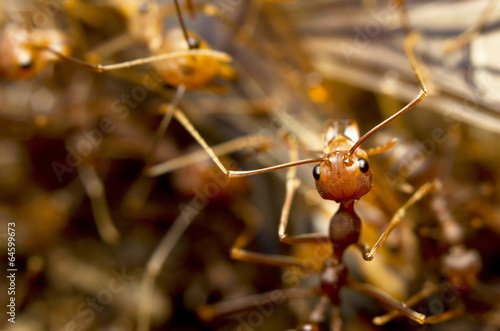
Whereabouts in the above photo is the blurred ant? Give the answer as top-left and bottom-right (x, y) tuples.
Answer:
(373, 188), (500, 326)
(0, 0), (242, 242)
(0, 0), (233, 84)
(0, 22), (71, 79)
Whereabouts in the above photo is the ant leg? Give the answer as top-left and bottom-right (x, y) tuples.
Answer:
(364, 180), (441, 261)
(145, 133), (272, 177)
(144, 85), (186, 169)
(295, 296), (330, 331)
(230, 201), (313, 271)
(373, 282), (446, 325)
(197, 287), (317, 322)
(279, 135), (328, 245)
(86, 33), (136, 66)
(348, 279), (426, 325)
(78, 164), (120, 245)
(442, 0), (498, 53)
(423, 309), (465, 324)
(330, 305), (343, 331)
(231, 137), (326, 268)
(365, 138), (397, 156)
(278, 159), (329, 245)
(137, 199), (202, 331)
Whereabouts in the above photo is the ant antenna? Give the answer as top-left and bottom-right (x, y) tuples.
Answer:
(37, 46), (231, 71)
(173, 0), (197, 50)
(349, 25), (428, 156)
(227, 157), (324, 178)
(348, 90), (426, 156)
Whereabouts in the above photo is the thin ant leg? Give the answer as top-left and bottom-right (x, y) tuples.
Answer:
(230, 138), (322, 270)
(136, 199), (202, 331)
(87, 33), (136, 62)
(38, 46), (232, 72)
(144, 85), (186, 169)
(145, 133), (272, 177)
(197, 287), (317, 322)
(373, 282), (447, 325)
(423, 308), (465, 324)
(78, 164), (120, 246)
(311, 296), (330, 327)
(298, 296), (330, 330)
(348, 279), (426, 325)
(279, 137), (329, 245)
(330, 305), (343, 331)
(365, 138), (397, 156)
(364, 180), (441, 261)
(443, 0), (498, 53)
(230, 196), (314, 271)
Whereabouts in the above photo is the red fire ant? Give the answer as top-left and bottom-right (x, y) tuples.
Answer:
(195, 5), (448, 327)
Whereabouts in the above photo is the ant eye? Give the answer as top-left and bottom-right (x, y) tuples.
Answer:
(313, 165), (321, 180)
(358, 158), (369, 173)
(187, 37), (200, 49)
(20, 60), (33, 69)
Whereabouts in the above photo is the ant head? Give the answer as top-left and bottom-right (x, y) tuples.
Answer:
(0, 24), (71, 80)
(313, 120), (373, 202)
(313, 146), (372, 202)
(0, 24), (37, 80)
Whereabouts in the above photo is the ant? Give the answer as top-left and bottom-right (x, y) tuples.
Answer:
(198, 129), (440, 329)
(0, 0), (233, 83)
(373, 188), (499, 326)
(0, 22), (71, 80)
(196, 3), (455, 327)
(0, 0), (243, 242)
(189, 27), (429, 261)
